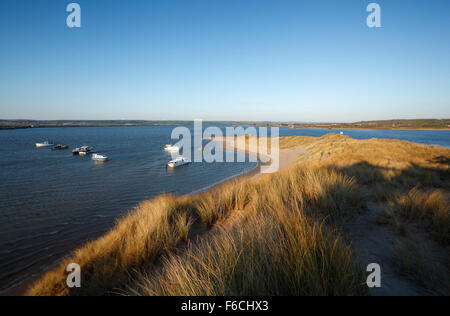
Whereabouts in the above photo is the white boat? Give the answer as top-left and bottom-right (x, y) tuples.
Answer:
(36, 141), (54, 148)
(73, 146), (92, 156)
(167, 156), (189, 168)
(164, 144), (180, 152)
(92, 153), (109, 161)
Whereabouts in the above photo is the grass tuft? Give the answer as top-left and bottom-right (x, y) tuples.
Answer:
(389, 187), (449, 245)
(129, 204), (367, 296)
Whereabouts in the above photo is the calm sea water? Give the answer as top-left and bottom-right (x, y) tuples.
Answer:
(0, 126), (448, 293)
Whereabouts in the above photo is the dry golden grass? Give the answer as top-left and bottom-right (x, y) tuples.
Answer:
(129, 203), (366, 296)
(390, 240), (450, 295)
(192, 179), (253, 227)
(27, 133), (450, 296)
(297, 134), (449, 294)
(127, 166), (366, 296)
(28, 196), (196, 296)
(243, 133), (449, 191)
(302, 135), (449, 203)
(389, 187), (449, 245)
(278, 136), (319, 149)
(297, 134), (449, 171)
(28, 163), (365, 296)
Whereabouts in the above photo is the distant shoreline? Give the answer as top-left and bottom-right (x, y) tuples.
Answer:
(290, 126), (450, 131)
(0, 124), (186, 130)
(1, 119), (449, 131)
(1, 125), (450, 131)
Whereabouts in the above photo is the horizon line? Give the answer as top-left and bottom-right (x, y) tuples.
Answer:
(1, 118), (449, 124)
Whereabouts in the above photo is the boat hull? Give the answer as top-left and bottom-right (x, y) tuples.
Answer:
(36, 143), (53, 148)
(92, 154), (109, 161)
(164, 145), (180, 152)
(167, 158), (189, 168)
(53, 146), (69, 150)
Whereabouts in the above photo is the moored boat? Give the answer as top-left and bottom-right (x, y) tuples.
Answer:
(164, 144), (180, 152)
(73, 146), (92, 156)
(92, 153), (109, 161)
(167, 156), (189, 168)
(52, 144), (69, 150)
(36, 141), (54, 148)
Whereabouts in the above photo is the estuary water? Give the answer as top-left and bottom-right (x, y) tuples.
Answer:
(0, 125), (257, 293)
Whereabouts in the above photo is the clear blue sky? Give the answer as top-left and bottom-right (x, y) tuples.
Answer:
(0, 0), (449, 122)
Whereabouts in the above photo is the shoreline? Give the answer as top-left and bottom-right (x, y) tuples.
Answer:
(209, 137), (308, 177)
(1, 124), (450, 131)
(289, 126), (450, 131)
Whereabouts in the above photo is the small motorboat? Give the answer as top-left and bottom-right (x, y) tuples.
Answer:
(167, 156), (189, 168)
(36, 141), (54, 148)
(92, 153), (109, 161)
(164, 144), (180, 152)
(73, 146), (92, 156)
(52, 144), (69, 150)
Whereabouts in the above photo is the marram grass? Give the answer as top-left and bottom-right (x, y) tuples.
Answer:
(28, 164), (366, 296)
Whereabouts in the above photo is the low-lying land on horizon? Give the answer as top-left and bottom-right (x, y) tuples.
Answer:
(1, 119), (449, 130)
(25, 134), (449, 296)
(289, 119), (450, 130)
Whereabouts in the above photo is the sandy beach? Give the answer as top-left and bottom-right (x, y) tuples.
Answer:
(210, 136), (308, 178)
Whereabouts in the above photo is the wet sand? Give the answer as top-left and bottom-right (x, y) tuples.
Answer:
(211, 136), (306, 178)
